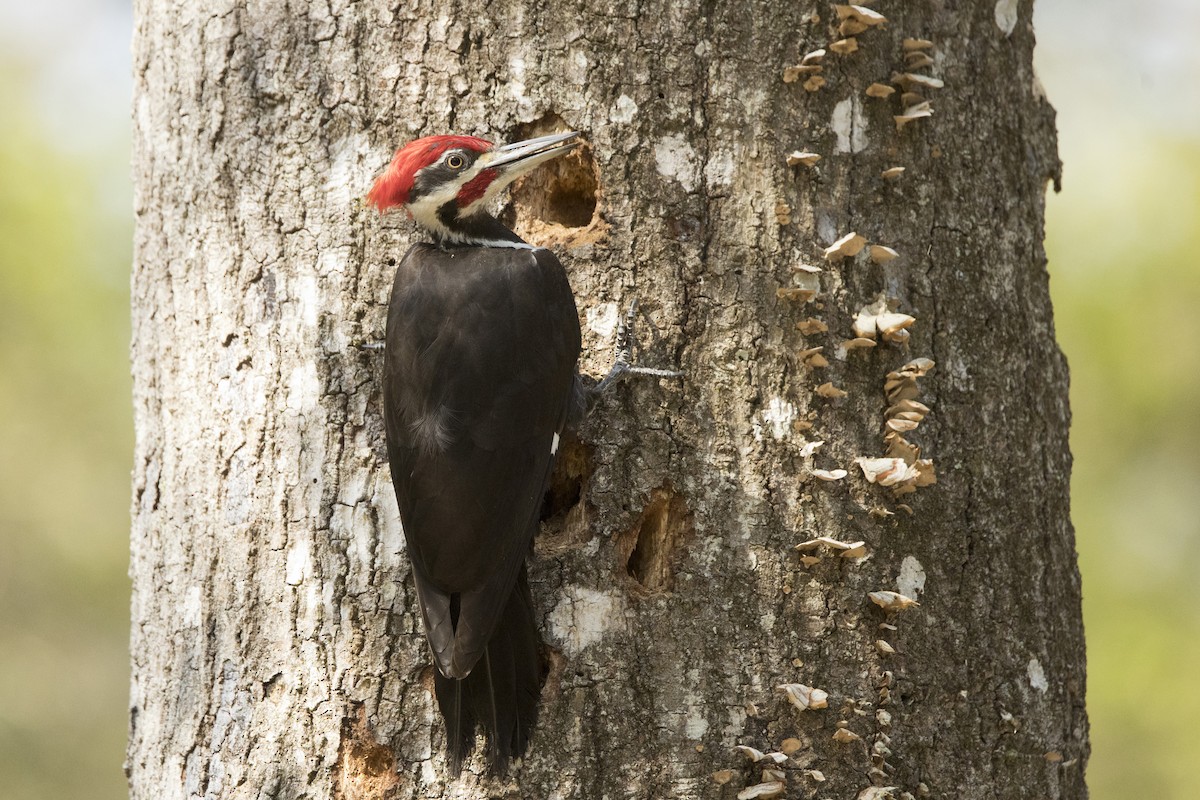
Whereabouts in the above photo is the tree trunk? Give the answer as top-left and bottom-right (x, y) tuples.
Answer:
(129, 1), (1087, 798)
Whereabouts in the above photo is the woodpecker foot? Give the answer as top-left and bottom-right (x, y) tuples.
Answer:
(593, 299), (683, 395)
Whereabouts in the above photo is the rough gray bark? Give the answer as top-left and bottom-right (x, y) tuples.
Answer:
(129, 1), (1087, 798)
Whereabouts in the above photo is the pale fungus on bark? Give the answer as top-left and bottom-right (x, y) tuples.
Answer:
(712, 769), (734, 785)
(803, 48), (827, 64)
(783, 64), (823, 82)
(794, 263), (823, 273)
(777, 287), (817, 303)
(811, 468), (848, 481)
(786, 151), (822, 167)
(905, 52), (935, 70)
(797, 318), (829, 335)
(866, 82), (897, 99)
(843, 337), (878, 351)
(832, 728), (862, 743)
(735, 745), (767, 762)
(856, 457), (920, 487)
(875, 639), (897, 655)
(893, 72), (945, 91)
(824, 231), (867, 260)
(834, 4), (888, 26)
(858, 786), (899, 800)
(778, 683), (830, 711)
(829, 37), (859, 55)
(903, 37), (934, 50)
(881, 166), (906, 179)
(798, 440), (824, 458)
(780, 738), (803, 755)
(761, 768), (786, 782)
(737, 782), (786, 800)
(816, 382), (848, 399)
(894, 101), (934, 129)
(804, 75), (828, 93)
(868, 590), (920, 611)
(869, 245), (899, 264)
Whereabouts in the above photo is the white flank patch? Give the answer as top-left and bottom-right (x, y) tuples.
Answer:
(757, 397), (796, 441)
(1027, 658), (1049, 693)
(611, 94), (638, 124)
(547, 586), (627, 655)
(897, 555), (927, 598)
(995, 0), (1019, 36)
(551, 432), (560, 455)
(654, 134), (700, 192)
(831, 97), (868, 154)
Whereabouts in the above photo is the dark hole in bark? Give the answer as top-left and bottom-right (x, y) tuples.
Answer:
(621, 484), (693, 593)
(540, 435), (592, 544)
(332, 706), (401, 799)
(499, 113), (606, 246)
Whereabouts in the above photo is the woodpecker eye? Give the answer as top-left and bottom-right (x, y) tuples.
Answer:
(446, 154), (466, 169)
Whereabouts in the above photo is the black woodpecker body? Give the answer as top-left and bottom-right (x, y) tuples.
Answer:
(367, 132), (584, 774)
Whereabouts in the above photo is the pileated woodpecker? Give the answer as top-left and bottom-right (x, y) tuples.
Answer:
(367, 131), (661, 775)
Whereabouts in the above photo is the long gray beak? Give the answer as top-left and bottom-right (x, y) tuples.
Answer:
(487, 131), (581, 173)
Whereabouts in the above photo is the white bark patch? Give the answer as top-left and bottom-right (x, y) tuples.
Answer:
(611, 94), (638, 124)
(705, 148), (735, 189)
(285, 363), (320, 413)
(567, 49), (589, 84)
(183, 585), (203, 627)
(286, 537), (310, 585)
(831, 97), (869, 154)
(995, 0), (1019, 36)
(684, 669), (708, 738)
(548, 586), (627, 655)
(1027, 658), (1048, 693)
(654, 134), (700, 191)
(754, 397), (796, 441)
(897, 555), (926, 598)
(585, 302), (619, 339)
(324, 132), (369, 210)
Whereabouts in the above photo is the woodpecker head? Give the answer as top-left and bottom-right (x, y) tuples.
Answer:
(367, 131), (580, 243)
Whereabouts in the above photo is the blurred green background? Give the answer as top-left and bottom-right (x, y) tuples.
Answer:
(0, 1), (1196, 798)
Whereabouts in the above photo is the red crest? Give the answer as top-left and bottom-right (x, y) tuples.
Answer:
(367, 135), (494, 211)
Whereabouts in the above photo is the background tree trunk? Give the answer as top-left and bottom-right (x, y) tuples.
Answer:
(129, 0), (1087, 798)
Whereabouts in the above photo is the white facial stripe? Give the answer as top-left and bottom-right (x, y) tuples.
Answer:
(551, 432), (560, 454)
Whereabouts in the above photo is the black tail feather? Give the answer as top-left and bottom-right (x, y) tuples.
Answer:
(432, 567), (542, 776)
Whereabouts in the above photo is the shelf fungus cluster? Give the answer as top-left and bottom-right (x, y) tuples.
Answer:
(782, 48), (827, 93)
(891, 39), (942, 129)
(854, 357), (938, 497)
(851, 296), (916, 348)
(795, 535), (868, 566)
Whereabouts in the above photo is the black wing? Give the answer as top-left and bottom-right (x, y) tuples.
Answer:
(383, 243), (580, 678)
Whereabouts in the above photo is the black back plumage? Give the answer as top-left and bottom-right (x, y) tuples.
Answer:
(383, 241), (581, 772)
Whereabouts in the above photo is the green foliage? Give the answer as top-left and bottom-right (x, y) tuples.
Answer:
(0, 69), (131, 800)
(1047, 136), (1200, 799)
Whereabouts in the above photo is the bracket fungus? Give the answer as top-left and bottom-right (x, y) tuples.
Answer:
(881, 166), (906, 179)
(797, 317), (828, 335)
(778, 683), (829, 711)
(866, 82), (897, 99)
(738, 782), (786, 800)
(816, 382), (848, 399)
(811, 467), (848, 481)
(868, 590), (920, 612)
(787, 150), (822, 167)
(829, 37), (859, 55)
(824, 232), (867, 260)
